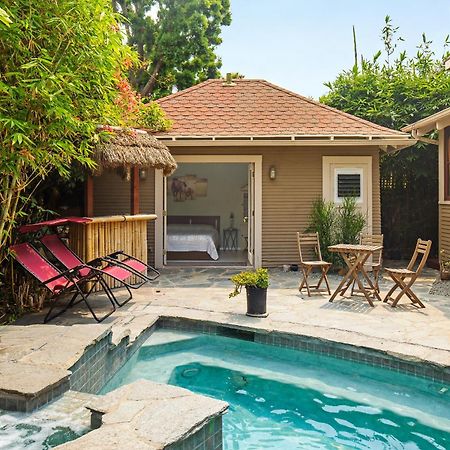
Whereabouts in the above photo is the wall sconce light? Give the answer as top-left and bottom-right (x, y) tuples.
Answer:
(269, 166), (276, 180)
(139, 169), (147, 180)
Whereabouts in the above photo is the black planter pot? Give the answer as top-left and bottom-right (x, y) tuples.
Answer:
(245, 286), (268, 317)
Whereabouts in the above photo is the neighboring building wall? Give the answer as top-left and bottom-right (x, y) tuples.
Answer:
(93, 169), (156, 264)
(439, 204), (450, 253)
(168, 145), (381, 266)
(439, 126), (450, 254)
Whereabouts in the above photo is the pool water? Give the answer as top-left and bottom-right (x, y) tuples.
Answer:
(0, 391), (90, 449)
(103, 330), (450, 450)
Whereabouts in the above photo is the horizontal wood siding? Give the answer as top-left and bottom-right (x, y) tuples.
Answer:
(93, 170), (131, 215)
(440, 203), (450, 253)
(170, 146), (381, 266)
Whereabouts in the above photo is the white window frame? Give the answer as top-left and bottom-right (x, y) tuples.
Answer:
(334, 168), (363, 204)
(322, 156), (372, 233)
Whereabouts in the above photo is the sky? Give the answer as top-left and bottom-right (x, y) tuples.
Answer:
(217, 0), (450, 99)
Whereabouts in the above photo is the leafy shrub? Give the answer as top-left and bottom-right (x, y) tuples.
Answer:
(307, 199), (336, 263)
(307, 197), (367, 266)
(337, 197), (367, 245)
(229, 268), (269, 298)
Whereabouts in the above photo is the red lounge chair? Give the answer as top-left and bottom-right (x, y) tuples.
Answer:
(40, 234), (159, 307)
(10, 243), (116, 323)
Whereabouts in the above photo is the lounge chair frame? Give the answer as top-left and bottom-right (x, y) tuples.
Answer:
(40, 234), (160, 307)
(297, 232), (331, 296)
(383, 238), (432, 308)
(11, 243), (116, 323)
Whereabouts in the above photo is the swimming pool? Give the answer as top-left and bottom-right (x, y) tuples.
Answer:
(102, 329), (450, 449)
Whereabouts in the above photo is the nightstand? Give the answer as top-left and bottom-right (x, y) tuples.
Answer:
(223, 228), (239, 250)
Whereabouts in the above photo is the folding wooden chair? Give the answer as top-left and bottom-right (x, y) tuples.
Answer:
(297, 232), (331, 296)
(351, 234), (384, 295)
(383, 238), (432, 308)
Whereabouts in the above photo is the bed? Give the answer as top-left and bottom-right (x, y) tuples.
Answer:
(167, 216), (220, 260)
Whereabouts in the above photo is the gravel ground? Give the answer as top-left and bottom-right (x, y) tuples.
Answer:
(429, 277), (450, 296)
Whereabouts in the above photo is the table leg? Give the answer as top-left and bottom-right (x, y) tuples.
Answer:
(329, 254), (360, 302)
(350, 252), (375, 306)
(330, 251), (376, 307)
(359, 264), (382, 302)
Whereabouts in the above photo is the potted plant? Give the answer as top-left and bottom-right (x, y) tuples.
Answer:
(439, 250), (450, 280)
(229, 268), (269, 317)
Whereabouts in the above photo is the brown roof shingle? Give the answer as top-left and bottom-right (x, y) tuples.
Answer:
(156, 79), (405, 137)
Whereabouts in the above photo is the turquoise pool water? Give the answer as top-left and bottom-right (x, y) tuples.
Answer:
(103, 330), (450, 449)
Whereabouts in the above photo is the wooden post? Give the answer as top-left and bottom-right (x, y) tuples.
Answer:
(131, 166), (140, 215)
(85, 174), (94, 217)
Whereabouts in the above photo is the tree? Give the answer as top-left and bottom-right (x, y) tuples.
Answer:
(0, 0), (170, 269)
(321, 17), (450, 258)
(114, 0), (231, 98)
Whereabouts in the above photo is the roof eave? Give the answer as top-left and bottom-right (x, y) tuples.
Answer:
(154, 134), (415, 150)
(402, 108), (450, 135)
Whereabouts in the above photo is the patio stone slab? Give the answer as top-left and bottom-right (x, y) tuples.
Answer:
(57, 380), (228, 449)
(0, 324), (110, 366)
(0, 361), (69, 397)
(0, 324), (113, 410)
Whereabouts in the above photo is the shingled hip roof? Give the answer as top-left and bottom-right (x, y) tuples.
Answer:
(155, 79), (409, 140)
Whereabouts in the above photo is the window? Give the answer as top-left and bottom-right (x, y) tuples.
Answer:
(334, 168), (363, 203)
(445, 127), (450, 201)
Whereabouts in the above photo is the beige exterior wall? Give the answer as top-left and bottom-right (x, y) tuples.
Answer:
(169, 145), (381, 266)
(91, 145), (381, 267)
(92, 169), (156, 264)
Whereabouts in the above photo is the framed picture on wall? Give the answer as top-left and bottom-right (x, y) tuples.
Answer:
(169, 174), (208, 201)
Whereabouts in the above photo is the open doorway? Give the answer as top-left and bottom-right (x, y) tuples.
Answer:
(165, 162), (250, 265)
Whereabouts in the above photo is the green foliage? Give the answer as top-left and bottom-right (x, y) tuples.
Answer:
(308, 199), (336, 263)
(337, 197), (367, 245)
(0, 0), (134, 256)
(0, 7), (12, 26)
(114, 0), (232, 97)
(113, 74), (171, 130)
(308, 198), (367, 265)
(139, 101), (173, 130)
(229, 268), (269, 298)
(0, 0), (138, 319)
(321, 17), (450, 257)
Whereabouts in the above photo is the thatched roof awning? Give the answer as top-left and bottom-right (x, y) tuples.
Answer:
(94, 127), (177, 176)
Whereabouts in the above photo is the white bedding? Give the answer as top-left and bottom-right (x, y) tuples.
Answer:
(167, 224), (219, 260)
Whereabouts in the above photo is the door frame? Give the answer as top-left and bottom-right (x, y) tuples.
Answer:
(154, 154), (262, 268)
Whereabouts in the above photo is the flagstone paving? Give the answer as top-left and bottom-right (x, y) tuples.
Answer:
(8, 266), (450, 367)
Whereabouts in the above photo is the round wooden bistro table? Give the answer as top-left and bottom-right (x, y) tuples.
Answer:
(328, 243), (384, 306)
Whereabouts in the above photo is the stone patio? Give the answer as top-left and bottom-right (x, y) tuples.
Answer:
(8, 266), (450, 368)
